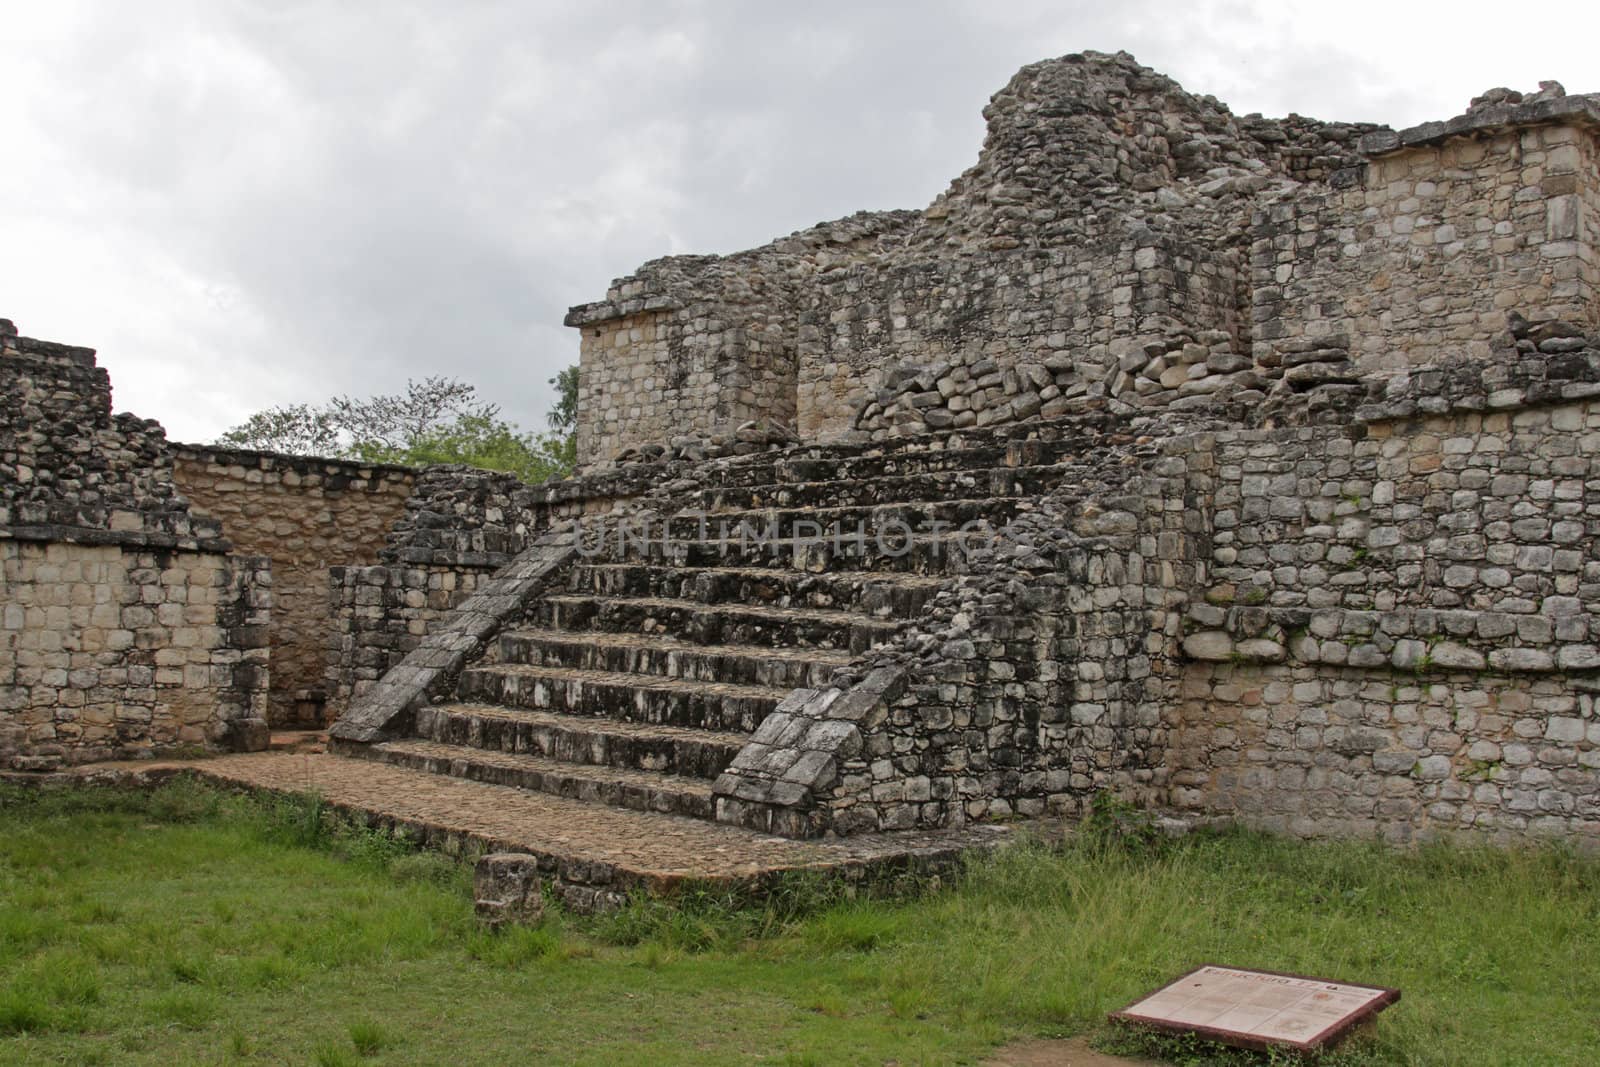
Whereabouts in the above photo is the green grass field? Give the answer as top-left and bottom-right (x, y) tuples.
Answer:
(1, 781), (1596, 1066)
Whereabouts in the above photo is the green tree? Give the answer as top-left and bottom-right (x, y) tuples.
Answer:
(548, 366), (579, 435)
(216, 403), (339, 456)
(330, 376), (494, 453)
(351, 413), (574, 484)
(215, 370), (580, 483)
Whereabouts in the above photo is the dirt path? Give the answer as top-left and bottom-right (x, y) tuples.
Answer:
(984, 1035), (1159, 1066)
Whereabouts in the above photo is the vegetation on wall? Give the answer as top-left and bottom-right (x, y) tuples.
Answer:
(217, 370), (578, 483)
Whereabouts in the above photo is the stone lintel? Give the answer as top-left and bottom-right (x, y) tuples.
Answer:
(563, 295), (680, 328)
(3, 333), (100, 368)
(1359, 94), (1600, 157)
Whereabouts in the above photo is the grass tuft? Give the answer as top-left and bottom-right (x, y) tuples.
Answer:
(312, 1039), (361, 1067)
(0, 990), (51, 1036)
(346, 1018), (393, 1056)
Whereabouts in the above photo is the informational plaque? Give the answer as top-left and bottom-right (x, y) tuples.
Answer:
(1110, 965), (1400, 1052)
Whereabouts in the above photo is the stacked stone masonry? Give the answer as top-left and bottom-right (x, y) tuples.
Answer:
(1253, 105), (1600, 376)
(570, 55), (1595, 467)
(1, 319), (270, 769)
(173, 446), (414, 727)
(0, 540), (269, 768)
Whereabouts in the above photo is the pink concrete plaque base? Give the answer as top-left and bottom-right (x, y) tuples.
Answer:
(1110, 965), (1400, 1052)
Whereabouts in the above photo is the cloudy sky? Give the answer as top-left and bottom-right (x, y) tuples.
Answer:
(4, 0), (1596, 443)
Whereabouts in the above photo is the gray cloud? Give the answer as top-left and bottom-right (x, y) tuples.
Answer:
(3, 0), (1594, 441)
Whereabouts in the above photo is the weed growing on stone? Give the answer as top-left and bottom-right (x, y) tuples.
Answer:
(1098, 1024), (1386, 1066)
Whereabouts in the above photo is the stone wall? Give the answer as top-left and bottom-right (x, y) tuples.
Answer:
(0, 539), (270, 769)
(172, 447), (414, 727)
(1169, 349), (1600, 843)
(568, 300), (801, 466)
(326, 563), (493, 718)
(1, 318), (271, 769)
(1253, 98), (1600, 376)
(566, 213), (913, 465)
(1583, 130), (1600, 306)
(1172, 663), (1596, 842)
(1, 323), (219, 543)
(800, 235), (1244, 440)
(324, 462), (667, 716)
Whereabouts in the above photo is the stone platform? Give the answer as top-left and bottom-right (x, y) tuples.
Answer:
(8, 752), (1016, 911)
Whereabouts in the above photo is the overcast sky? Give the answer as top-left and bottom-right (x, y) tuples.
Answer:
(4, 0), (1596, 443)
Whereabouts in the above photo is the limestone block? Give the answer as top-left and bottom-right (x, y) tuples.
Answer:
(1182, 631), (1235, 660)
(474, 853), (545, 927)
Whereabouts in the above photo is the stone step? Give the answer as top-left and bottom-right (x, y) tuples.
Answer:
(690, 465), (1068, 510)
(695, 431), (1118, 488)
(654, 496), (1028, 543)
(617, 529), (993, 574)
(185, 752), (1015, 913)
(416, 702), (747, 779)
(369, 738), (718, 820)
(533, 595), (902, 653)
(457, 661), (791, 732)
(497, 628), (851, 689)
(565, 563), (943, 618)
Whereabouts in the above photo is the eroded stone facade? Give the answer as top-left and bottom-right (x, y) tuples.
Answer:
(1, 541), (268, 766)
(1, 319), (270, 768)
(569, 55), (1597, 466)
(173, 447), (414, 727)
(1254, 115), (1599, 375)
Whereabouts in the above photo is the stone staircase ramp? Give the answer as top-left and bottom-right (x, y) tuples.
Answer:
(617, 528), (994, 574)
(495, 628), (850, 688)
(338, 418), (1141, 836)
(568, 563), (944, 617)
(369, 737), (721, 819)
(346, 517), (932, 821)
(657, 496), (1032, 542)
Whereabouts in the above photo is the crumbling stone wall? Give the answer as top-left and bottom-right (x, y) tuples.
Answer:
(1, 319), (270, 769)
(570, 52), (1387, 463)
(172, 446), (414, 727)
(566, 213), (912, 465)
(1, 326), (210, 540)
(1253, 97), (1600, 376)
(802, 236), (1243, 439)
(571, 54), (1599, 463)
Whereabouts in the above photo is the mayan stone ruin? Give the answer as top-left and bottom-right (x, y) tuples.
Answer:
(5, 52), (1600, 901)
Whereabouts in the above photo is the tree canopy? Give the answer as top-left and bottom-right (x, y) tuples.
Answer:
(216, 369), (579, 484)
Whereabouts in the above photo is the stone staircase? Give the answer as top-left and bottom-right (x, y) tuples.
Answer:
(339, 427), (1102, 831)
